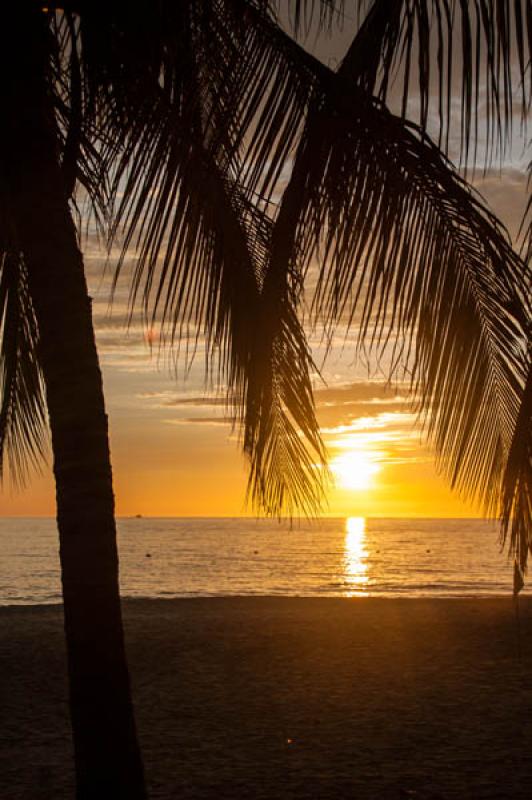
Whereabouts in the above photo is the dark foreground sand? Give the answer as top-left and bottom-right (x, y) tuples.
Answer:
(1, 597), (532, 799)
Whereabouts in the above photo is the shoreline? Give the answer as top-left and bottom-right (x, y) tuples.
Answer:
(1, 591), (530, 609)
(1, 597), (531, 798)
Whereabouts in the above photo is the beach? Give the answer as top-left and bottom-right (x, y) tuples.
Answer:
(1, 597), (531, 799)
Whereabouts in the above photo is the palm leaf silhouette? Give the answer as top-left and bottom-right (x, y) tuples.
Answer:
(340, 0), (531, 166)
(501, 356), (532, 588)
(225, 10), (531, 569)
(92, 4), (328, 515)
(0, 253), (47, 482)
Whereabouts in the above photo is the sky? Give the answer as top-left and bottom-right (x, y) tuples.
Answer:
(2, 6), (529, 517)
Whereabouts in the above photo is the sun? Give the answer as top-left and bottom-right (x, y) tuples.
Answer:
(331, 449), (381, 491)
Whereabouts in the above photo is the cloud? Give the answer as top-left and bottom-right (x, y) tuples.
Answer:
(472, 167), (529, 240)
(311, 382), (429, 471)
(313, 380), (415, 428)
(135, 391), (232, 410)
(164, 395), (231, 407)
(163, 416), (236, 427)
(314, 380), (409, 403)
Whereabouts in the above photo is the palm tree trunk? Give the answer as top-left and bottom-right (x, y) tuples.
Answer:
(1, 8), (146, 799)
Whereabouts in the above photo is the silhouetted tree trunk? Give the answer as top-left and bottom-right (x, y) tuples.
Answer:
(1, 8), (146, 799)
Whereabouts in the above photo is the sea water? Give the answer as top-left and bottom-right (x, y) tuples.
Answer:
(0, 517), (524, 605)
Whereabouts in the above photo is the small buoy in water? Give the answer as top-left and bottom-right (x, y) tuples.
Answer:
(254, 550), (259, 554)
(426, 549), (431, 553)
(146, 553), (152, 558)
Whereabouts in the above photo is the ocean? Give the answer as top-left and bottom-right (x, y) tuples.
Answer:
(0, 517), (524, 605)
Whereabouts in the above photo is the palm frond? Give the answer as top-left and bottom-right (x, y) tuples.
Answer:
(244, 203), (329, 515)
(47, 9), (109, 217)
(229, 19), (530, 555)
(339, 0), (531, 167)
(310, 99), (528, 518)
(501, 353), (532, 591)
(73, 0), (327, 515)
(0, 252), (47, 483)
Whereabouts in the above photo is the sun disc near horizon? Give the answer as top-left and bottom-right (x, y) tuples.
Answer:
(331, 449), (381, 491)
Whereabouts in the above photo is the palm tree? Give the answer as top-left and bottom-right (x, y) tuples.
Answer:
(0, 2), (529, 798)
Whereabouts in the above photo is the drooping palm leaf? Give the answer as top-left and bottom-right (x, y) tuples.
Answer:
(35, 0), (327, 515)
(111, 119), (326, 515)
(243, 203), (329, 514)
(506, 157), (532, 588)
(89, 1), (326, 514)
(0, 252), (47, 483)
(501, 354), (532, 590)
(111, 130), (327, 515)
(302, 97), (527, 520)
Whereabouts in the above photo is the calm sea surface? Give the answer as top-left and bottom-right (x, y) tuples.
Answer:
(0, 517), (524, 605)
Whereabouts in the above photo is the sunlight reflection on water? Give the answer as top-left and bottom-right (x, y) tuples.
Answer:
(344, 517), (369, 595)
(0, 517), (523, 603)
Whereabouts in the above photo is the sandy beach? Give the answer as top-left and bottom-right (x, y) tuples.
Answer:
(1, 597), (531, 799)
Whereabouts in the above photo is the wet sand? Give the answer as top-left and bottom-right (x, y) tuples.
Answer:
(1, 597), (531, 799)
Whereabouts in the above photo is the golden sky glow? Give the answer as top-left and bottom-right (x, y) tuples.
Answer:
(320, 402), (479, 519)
(1, 379), (484, 518)
(0, 117), (528, 519)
